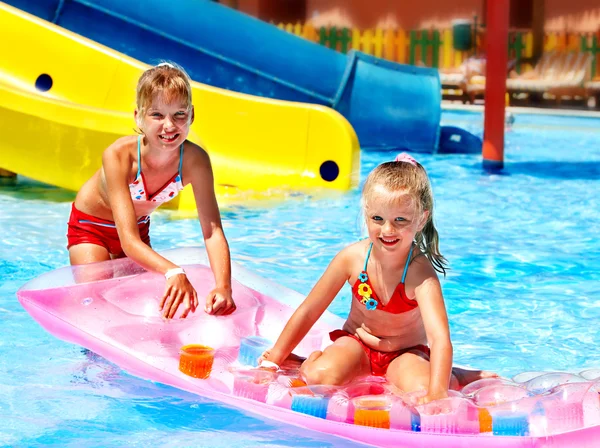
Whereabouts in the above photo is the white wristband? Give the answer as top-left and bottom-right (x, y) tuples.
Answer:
(165, 268), (186, 280)
(258, 359), (280, 370)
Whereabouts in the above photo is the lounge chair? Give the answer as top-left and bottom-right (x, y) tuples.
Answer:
(463, 58), (516, 103)
(506, 51), (593, 104)
(440, 57), (485, 103)
(465, 73), (486, 104)
(585, 77), (600, 109)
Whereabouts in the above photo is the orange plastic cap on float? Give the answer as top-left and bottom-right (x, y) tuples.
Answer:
(179, 344), (215, 379)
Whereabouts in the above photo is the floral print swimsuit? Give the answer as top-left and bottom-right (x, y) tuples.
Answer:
(328, 242), (429, 376)
(352, 242), (418, 314)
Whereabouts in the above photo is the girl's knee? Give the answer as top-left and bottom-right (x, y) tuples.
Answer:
(302, 367), (346, 386)
(388, 367), (429, 392)
(305, 350), (323, 363)
(299, 350), (320, 382)
(300, 351), (346, 386)
(401, 375), (429, 393)
(388, 353), (430, 392)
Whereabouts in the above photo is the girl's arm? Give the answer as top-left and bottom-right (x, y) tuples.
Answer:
(103, 140), (179, 274)
(185, 145), (235, 315)
(413, 265), (453, 403)
(265, 248), (351, 367)
(103, 140), (199, 319)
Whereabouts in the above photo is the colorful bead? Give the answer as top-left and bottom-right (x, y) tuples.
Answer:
(356, 273), (377, 310)
(358, 283), (372, 298)
(365, 298), (378, 310)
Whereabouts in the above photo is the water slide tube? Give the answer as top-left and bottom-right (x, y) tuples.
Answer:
(3, 0), (444, 152)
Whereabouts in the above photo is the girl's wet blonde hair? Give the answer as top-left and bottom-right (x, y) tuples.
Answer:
(135, 62), (193, 130)
(362, 157), (448, 275)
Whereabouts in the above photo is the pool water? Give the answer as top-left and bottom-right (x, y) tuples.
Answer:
(1, 110), (600, 446)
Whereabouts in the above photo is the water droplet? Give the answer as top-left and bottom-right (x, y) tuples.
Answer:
(82, 297), (93, 306)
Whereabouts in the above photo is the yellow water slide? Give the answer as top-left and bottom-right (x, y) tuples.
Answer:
(0, 3), (359, 211)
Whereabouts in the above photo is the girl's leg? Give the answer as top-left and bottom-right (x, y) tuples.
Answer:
(300, 336), (371, 386)
(69, 243), (111, 265)
(386, 350), (432, 393)
(386, 351), (495, 392)
(69, 243), (112, 283)
(451, 367), (499, 388)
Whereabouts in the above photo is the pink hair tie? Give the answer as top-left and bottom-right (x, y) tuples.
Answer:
(394, 153), (418, 166)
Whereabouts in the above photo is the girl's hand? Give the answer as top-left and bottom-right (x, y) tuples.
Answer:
(258, 349), (306, 371)
(258, 349), (279, 371)
(417, 390), (449, 407)
(355, 323), (384, 350)
(160, 274), (199, 319)
(258, 349), (272, 366)
(205, 287), (236, 315)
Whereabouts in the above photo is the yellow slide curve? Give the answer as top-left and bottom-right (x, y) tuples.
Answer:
(0, 3), (360, 212)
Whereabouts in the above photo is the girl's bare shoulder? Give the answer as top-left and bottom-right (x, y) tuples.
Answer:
(336, 240), (370, 279)
(103, 135), (138, 160)
(181, 140), (209, 166)
(413, 249), (439, 274)
(339, 239), (369, 258)
(180, 142), (212, 188)
(405, 249), (441, 293)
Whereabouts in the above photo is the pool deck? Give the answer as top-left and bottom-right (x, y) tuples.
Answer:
(442, 101), (600, 119)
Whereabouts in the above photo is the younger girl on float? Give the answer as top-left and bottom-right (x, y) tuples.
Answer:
(67, 63), (235, 319)
(261, 154), (492, 404)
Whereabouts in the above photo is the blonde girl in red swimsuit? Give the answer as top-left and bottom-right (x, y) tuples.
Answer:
(67, 62), (235, 319)
(260, 154), (494, 404)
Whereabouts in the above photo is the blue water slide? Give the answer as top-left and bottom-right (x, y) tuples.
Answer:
(7, 0), (446, 152)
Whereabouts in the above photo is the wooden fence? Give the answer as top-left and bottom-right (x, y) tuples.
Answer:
(277, 23), (600, 77)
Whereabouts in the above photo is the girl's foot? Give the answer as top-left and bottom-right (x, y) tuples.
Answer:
(452, 367), (499, 388)
(281, 352), (307, 370)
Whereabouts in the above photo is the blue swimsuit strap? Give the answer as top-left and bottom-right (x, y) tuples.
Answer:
(363, 242), (374, 271)
(178, 142), (184, 175)
(136, 137), (184, 177)
(401, 244), (415, 283)
(362, 242), (415, 284)
(136, 135), (142, 178)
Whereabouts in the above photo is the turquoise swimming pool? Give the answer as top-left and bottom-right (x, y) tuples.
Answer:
(1, 110), (599, 446)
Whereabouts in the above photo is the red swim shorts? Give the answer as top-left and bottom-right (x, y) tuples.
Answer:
(67, 203), (150, 257)
(329, 329), (431, 376)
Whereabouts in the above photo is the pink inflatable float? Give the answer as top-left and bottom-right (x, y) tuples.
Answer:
(17, 248), (600, 447)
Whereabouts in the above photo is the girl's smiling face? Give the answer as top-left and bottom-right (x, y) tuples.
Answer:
(136, 93), (193, 150)
(364, 184), (429, 252)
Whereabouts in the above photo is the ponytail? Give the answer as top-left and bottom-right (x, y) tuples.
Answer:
(415, 218), (447, 276)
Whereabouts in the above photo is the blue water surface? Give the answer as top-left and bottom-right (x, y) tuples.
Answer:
(1, 110), (599, 446)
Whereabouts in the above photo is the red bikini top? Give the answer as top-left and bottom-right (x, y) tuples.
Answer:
(352, 242), (418, 314)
